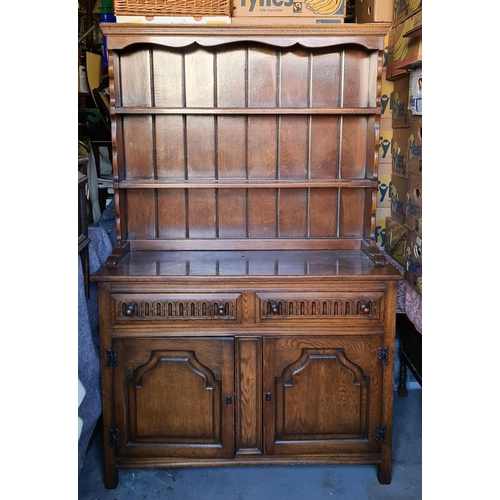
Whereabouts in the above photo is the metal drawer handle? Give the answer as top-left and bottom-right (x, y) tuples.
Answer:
(217, 304), (226, 316)
(361, 304), (370, 315)
(270, 302), (278, 315)
(125, 304), (134, 317)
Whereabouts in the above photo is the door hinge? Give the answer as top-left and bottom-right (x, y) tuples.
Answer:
(376, 425), (387, 443)
(377, 347), (389, 365)
(108, 428), (120, 448)
(106, 348), (118, 367)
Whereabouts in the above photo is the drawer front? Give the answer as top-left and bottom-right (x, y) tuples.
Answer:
(256, 291), (385, 324)
(111, 293), (242, 324)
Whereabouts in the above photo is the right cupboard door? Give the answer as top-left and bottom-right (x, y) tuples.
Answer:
(263, 336), (384, 456)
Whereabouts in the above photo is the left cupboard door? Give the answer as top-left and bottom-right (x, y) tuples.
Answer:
(111, 336), (235, 460)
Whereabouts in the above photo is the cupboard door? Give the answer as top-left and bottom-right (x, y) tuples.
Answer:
(112, 337), (234, 459)
(263, 336), (383, 456)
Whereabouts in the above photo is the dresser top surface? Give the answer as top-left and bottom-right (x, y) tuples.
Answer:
(100, 23), (390, 52)
(91, 250), (402, 282)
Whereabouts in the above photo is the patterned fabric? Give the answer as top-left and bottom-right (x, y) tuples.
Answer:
(382, 252), (422, 334)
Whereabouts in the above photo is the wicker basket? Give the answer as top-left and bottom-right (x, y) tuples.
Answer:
(113, 0), (233, 17)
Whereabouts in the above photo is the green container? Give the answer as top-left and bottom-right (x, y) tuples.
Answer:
(99, 0), (113, 13)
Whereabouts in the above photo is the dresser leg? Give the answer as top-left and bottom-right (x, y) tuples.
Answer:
(104, 464), (118, 489)
(398, 360), (408, 398)
(377, 463), (392, 485)
(103, 439), (118, 489)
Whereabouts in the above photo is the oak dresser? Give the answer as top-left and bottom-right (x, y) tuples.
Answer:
(91, 23), (401, 489)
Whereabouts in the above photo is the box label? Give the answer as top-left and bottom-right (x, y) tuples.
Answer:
(233, 0), (345, 16)
(378, 174), (392, 207)
(390, 175), (407, 225)
(379, 128), (393, 162)
(409, 67), (422, 115)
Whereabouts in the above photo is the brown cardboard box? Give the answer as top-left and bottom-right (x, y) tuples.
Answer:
(385, 216), (407, 267)
(405, 171), (422, 236)
(355, 0), (392, 23)
(379, 116), (393, 164)
(232, 0), (345, 17)
(404, 229), (422, 295)
(407, 114), (422, 174)
(392, 75), (411, 128)
(383, 32), (389, 69)
(385, 24), (407, 80)
(230, 15), (344, 23)
(387, 9), (422, 78)
(392, 127), (411, 178)
(375, 207), (390, 249)
(381, 70), (394, 117)
(377, 163), (392, 208)
(390, 173), (407, 225)
(393, 0), (422, 26)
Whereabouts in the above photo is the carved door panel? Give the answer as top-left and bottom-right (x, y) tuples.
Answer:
(263, 336), (383, 456)
(113, 337), (235, 459)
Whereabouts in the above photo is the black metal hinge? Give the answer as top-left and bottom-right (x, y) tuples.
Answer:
(108, 428), (119, 448)
(376, 425), (387, 443)
(106, 348), (118, 367)
(377, 347), (389, 365)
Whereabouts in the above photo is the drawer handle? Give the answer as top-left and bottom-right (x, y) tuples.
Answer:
(270, 302), (278, 315)
(217, 304), (226, 316)
(361, 304), (370, 315)
(125, 305), (134, 317)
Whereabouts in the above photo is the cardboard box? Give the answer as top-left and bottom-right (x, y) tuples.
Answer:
(405, 171), (422, 235)
(404, 229), (422, 296)
(232, 0), (345, 17)
(385, 24), (407, 80)
(387, 9), (422, 77)
(408, 67), (422, 115)
(407, 114), (422, 174)
(381, 71), (394, 117)
(392, 127), (410, 178)
(230, 15), (344, 23)
(392, 74), (411, 128)
(379, 117), (393, 164)
(115, 15), (231, 24)
(393, 0), (422, 26)
(375, 207), (390, 249)
(390, 173), (407, 225)
(385, 217), (407, 267)
(383, 32), (389, 69)
(377, 166), (392, 209)
(356, 0), (392, 23)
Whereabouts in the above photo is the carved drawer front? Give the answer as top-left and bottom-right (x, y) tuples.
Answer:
(256, 291), (384, 324)
(111, 293), (242, 324)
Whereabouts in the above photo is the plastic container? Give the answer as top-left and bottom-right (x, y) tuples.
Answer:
(99, 10), (116, 69)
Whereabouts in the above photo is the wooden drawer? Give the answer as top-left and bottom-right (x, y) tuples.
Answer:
(256, 291), (385, 325)
(111, 292), (242, 325)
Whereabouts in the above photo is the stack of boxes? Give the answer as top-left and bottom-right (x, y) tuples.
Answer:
(373, 30), (394, 254)
(356, 0), (422, 298)
(114, 0), (348, 24)
(385, 1), (422, 296)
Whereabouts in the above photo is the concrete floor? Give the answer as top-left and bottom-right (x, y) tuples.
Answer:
(78, 389), (422, 500)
